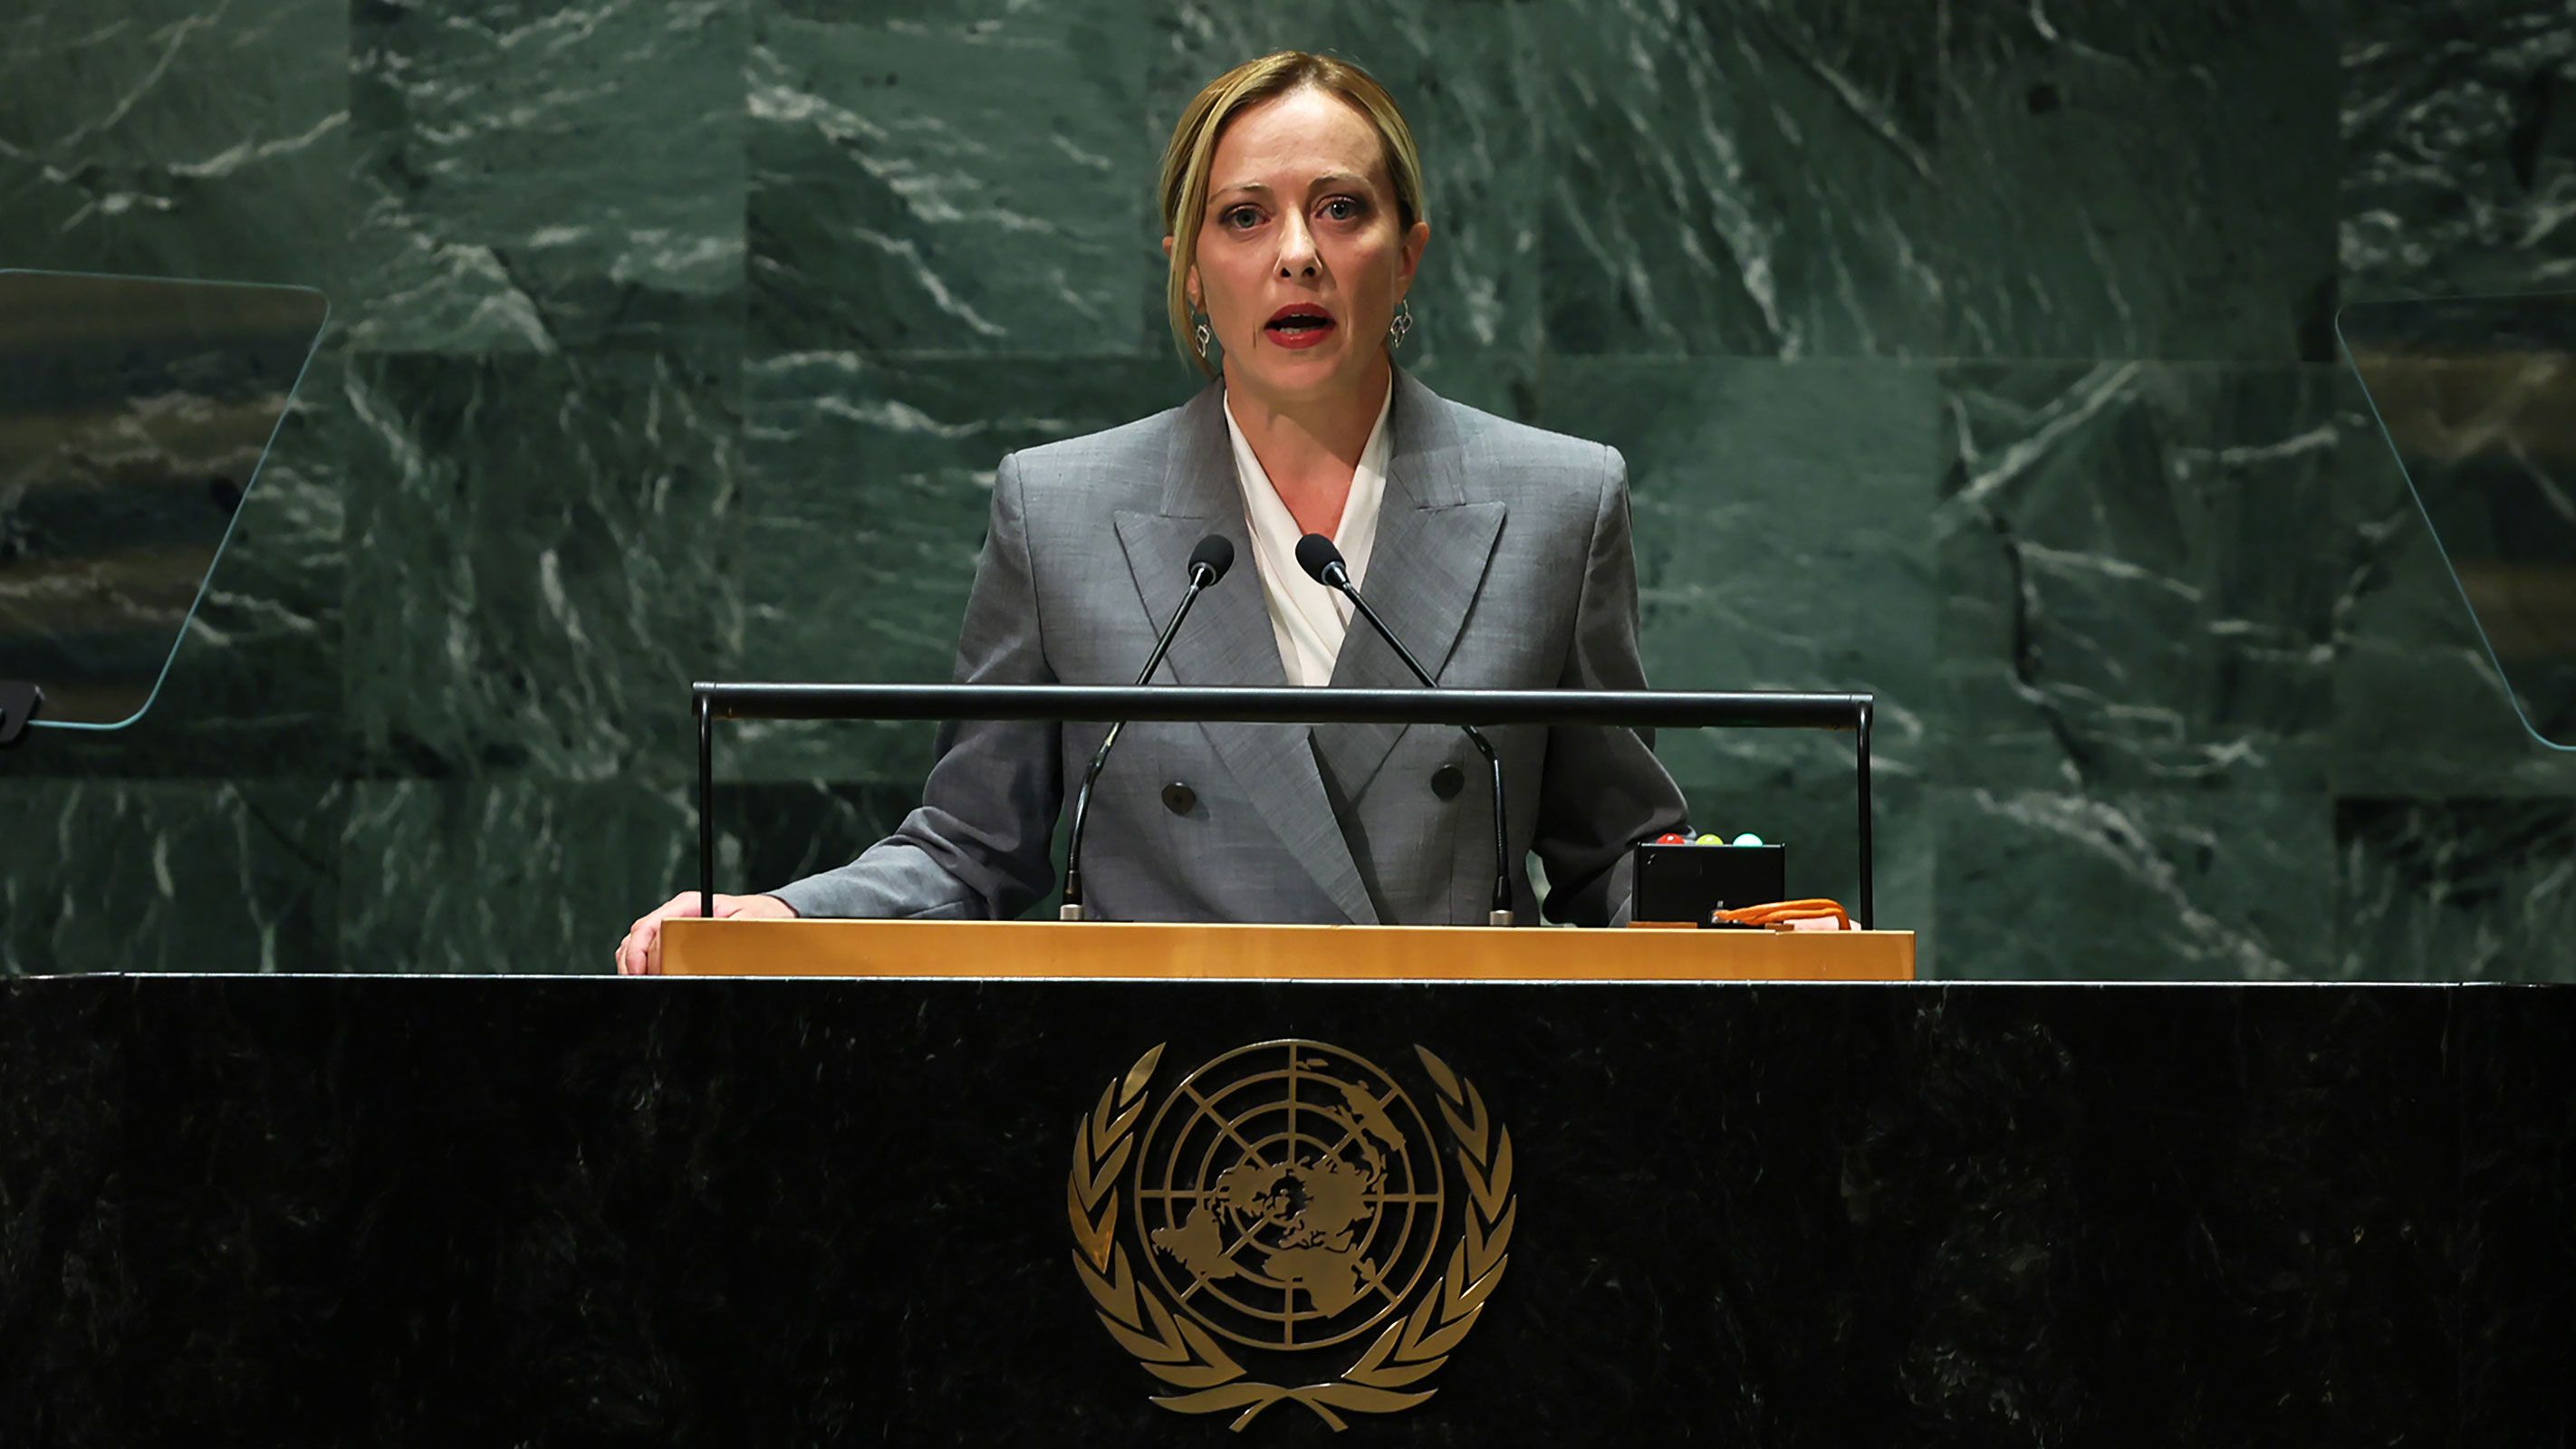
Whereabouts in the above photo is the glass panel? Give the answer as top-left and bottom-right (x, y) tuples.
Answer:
(0, 271), (327, 730)
(2341, 293), (2576, 751)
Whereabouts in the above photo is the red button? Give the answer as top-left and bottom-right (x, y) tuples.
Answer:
(1654, 832), (1688, 845)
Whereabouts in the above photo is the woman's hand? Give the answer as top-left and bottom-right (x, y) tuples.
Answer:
(616, 891), (797, 975)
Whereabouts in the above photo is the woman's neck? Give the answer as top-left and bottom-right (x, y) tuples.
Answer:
(1222, 356), (1393, 539)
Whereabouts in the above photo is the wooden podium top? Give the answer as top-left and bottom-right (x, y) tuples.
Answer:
(660, 918), (1913, 982)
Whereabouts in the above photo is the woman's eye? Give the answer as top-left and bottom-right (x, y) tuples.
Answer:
(1222, 206), (1261, 230)
(1322, 197), (1361, 221)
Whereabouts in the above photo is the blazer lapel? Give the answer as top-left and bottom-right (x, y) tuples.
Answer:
(1110, 384), (1379, 924)
(1317, 371), (1507, 799)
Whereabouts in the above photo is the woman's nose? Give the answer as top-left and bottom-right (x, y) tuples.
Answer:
(1274, 217), (1320, 278)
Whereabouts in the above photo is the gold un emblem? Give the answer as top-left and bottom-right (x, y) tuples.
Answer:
(1067, 1040), (1516, 1431)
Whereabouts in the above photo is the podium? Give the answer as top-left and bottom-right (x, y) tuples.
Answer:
(1, 969), (2560, 1443)
(660, 918), (1917, 981)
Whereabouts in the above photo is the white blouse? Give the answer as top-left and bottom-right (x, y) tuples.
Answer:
(1221, 383), (1393, 687)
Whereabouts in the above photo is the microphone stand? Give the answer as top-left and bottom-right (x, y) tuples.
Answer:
(1316, 561), (1515, 928)
(1061, 561), (1220, 920)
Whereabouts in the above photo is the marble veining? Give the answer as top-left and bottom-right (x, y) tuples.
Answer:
(1, 0), (2571, 977)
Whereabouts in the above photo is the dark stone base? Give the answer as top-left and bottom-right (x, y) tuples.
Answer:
(4, 978), (2568, 1446)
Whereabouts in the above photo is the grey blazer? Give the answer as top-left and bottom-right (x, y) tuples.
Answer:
(770, 369), (1688, 926)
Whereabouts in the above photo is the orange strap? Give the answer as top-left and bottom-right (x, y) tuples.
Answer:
(1711, 898), (1852, 931)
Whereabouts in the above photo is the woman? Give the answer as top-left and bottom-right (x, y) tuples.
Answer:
(617, 51), (1687, 974)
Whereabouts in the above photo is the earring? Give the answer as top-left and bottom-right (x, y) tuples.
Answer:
(1388, 298), (1414, 350)
(1193, 315), (1212, 358)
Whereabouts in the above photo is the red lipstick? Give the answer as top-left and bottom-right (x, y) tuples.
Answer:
(1263, 302), (1337, 350)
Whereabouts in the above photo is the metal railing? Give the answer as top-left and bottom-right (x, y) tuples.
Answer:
(692, 684), (1877, 927)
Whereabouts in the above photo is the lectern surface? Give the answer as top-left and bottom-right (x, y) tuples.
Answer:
(661, 916), (1915, 980)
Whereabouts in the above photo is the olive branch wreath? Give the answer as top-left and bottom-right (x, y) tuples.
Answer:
(1068, 1042), (1515, 1433)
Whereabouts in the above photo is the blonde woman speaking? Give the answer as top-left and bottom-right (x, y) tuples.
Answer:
(620, 52), (1687, 973)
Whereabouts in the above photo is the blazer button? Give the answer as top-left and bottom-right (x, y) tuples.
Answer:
(1161, 782), (1197, 816)
(1429, 763), (1466, 800)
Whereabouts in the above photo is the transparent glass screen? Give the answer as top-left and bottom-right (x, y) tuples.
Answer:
(2341, 293), (2576, 751)
(0, 271), (327, 729)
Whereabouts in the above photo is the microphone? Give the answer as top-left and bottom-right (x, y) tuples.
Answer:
(1295, 533), (1514, 927)
(1062, 534), (1234, 920)
(0, 681), (43, 748)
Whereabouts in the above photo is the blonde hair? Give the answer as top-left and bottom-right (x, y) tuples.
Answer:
(1158, 52), (1427, 377)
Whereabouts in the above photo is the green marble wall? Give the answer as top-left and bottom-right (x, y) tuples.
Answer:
(3, 0), (2571, 978)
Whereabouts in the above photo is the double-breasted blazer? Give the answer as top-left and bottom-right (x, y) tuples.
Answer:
(770, 369), (1688, 926)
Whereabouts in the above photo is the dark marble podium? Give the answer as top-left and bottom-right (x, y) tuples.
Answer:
(4, 976), (2569, 1447)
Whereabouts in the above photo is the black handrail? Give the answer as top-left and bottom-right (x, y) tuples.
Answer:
(691, 683), (1877, 927)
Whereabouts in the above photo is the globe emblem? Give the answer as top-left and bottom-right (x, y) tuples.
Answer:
(1131, 1040), (1447, 1350)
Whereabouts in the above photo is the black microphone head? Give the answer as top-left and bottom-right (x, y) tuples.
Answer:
(1294, 533), (1345, 584)
(1187, 533), (1235, 586)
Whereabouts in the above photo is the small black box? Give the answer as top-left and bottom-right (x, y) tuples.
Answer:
(1631, 841), (1788, 923)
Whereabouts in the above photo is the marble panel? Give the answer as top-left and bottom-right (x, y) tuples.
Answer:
(1531, 0), (1940, 359)
(1940, 0), (2341, 360)
(332, 776), (912, 974)
(749, 0), (1157, 359)
(1937, 362), (2344, 794)
(2335, 798), (2576, 982)
(728, 350), (1179, 782)
(1149, 2), (1551, 378)
(2341, 0), (2576, 298)
(0, 0), (348, 287)
(0, 781), (340, 976)
(4, 0), (2564, 991)
(340, 348), (737, 782)
(1543, 359), (1940, 771)
(346, 0), (746, 354)
(1932, 784), (2333, 981)
(1386, 348), (1538, 425)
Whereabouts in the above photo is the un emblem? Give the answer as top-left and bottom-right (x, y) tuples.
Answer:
(1067, 1041), (1516, 1431)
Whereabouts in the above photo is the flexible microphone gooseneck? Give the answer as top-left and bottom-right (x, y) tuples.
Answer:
(1295, 533), (1514, 927)
(1061, 534), (1235, 921)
